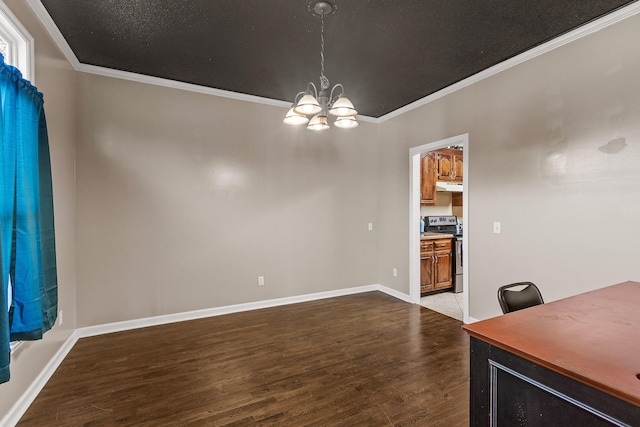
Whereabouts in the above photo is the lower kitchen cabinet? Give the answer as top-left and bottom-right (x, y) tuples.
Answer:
(420, 238), (452, 294)
(420, 249), (435, 293)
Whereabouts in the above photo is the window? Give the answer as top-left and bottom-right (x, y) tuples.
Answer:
(0, 0), (33, 81)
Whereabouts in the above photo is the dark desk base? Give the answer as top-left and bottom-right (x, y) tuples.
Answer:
(470, 337), (640, 426)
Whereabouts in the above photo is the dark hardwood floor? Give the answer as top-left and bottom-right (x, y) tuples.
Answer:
(18, 292), (470, 426)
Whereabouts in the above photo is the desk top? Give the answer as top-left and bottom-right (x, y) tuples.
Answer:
(463, 281), (640, 406)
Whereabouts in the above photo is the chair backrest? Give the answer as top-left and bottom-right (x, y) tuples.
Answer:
(497, 282), (544, 314)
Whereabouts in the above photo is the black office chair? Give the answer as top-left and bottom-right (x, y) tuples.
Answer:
(497, 282), (544, 314)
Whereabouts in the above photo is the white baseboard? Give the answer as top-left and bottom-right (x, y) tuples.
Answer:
(2, 284), (410, 426)
(77, 284), (409, 337)
(2, 331), (79, 427)
(376, 285), (412, 303)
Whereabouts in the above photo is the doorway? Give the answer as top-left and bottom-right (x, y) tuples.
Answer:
(409, 134), (469, 323)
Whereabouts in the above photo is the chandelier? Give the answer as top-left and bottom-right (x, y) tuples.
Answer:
(283, 1), (358, 130)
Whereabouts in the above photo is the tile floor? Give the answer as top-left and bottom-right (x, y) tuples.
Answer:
(420, 291), (464, 321)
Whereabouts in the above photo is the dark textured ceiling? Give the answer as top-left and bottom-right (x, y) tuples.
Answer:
(40, 0), (637, 118)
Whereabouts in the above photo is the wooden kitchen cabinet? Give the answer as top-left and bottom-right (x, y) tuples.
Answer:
(435, 148), (463, 183)
(420, 238), (453, 294)
(421, 148), (463, 205)
(420, 243), (435, 293)
(420, 152), (436, 206)
(452, 192), (463, 207)
(433, 239), (452, 289)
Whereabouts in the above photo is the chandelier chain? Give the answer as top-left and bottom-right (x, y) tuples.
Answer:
(319, 13), (329, 90)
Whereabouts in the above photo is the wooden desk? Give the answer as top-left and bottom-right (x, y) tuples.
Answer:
(463, 281), (640, 426)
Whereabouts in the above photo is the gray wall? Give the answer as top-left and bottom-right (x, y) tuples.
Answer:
(75, 74), (380, 326)
(0, 0), (77, 418)
(377, 13), (640, 320)
(3, 0), (640, 419)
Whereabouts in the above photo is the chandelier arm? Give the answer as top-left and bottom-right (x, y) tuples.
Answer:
(293, 91), (307, 105)
(306, 82), (318, 97)
(329, 83), (344, 105)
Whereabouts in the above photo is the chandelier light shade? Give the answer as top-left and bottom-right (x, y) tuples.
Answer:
(283, 1), (358, 131)
(293, 93), (322, 116)
(307, 114), (330, 131)
(283, 107), (310, 126)
(334, 115), (359, 129)
(328, 96), (357, 117)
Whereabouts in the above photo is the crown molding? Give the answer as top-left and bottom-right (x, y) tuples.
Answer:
(377, 1), (640, 122)
(26, 0), (79, 69)
(78, 62), (293, 108)
(27, 0), (640, 123)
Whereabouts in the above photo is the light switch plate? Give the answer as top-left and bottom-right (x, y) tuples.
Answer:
(493, 222), (501, 234)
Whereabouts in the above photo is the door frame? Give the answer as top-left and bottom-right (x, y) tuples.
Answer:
(409, 133), (469, 323)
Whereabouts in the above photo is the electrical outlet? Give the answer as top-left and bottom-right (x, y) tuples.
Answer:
(58, 310), (63, 326)
(392, 268), (398, 277)
(368, 222), (373, 231)
(493, 222), (501, 234)
(258, 276), (265, 286)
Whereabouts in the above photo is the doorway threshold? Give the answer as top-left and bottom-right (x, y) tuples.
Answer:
(420, 292), (463, 321)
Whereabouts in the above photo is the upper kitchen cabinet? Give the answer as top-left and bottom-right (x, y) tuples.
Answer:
(420, 152), (437, 206)
(435, 148), (463, 183)
(452, 192), (463, 207)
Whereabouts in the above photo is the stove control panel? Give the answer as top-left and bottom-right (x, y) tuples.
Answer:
(426, 216), (457, 226)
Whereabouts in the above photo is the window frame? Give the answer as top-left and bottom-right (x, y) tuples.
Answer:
(0, 0), (34, 82)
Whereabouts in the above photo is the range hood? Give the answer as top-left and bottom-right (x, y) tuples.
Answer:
(436, 181), (463, 192)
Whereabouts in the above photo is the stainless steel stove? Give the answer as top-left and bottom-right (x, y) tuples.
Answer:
(424, 215), (461, 236)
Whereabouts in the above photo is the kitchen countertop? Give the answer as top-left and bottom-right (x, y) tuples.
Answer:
(420, 232), (454, 240)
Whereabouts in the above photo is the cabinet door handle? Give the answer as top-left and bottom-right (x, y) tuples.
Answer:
(434, 254), (438, 264)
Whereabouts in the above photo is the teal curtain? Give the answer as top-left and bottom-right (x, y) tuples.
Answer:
(0, 55), (57, 384)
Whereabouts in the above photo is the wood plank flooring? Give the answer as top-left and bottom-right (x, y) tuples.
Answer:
(18, 292), (470, 426)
